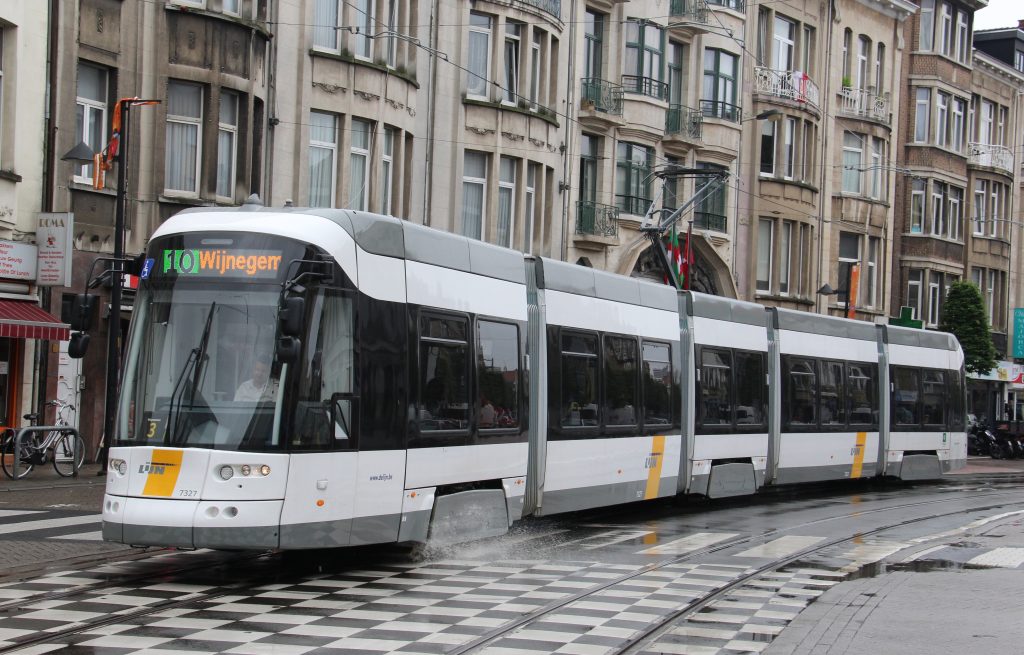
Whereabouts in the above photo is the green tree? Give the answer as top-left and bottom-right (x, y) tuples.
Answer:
(939, 280), (997, 375)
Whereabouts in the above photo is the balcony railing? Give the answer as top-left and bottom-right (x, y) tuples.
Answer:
(838, 87), (890, 124)
(968, 143), (1014, 173)
(699, 99), (741, 122)
(754, 66), (820, 107)
(666, 105), (703, 140)
(670, 0), (709, 24)
(576, 200), (619, 237)
(621, 75), (669, 101)
(707, 0), (745, 10)
(580, 78), (624, 115)
(693, 211), (727, 232)
(515, 0), (560, 19)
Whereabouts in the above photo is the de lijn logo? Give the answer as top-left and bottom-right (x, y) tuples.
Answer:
(162, 249), (283, 277)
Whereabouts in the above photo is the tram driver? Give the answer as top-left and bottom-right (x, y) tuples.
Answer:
(234, 357), (278, 402)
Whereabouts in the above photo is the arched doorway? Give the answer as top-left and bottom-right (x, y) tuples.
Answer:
(629, 240), (730, 297)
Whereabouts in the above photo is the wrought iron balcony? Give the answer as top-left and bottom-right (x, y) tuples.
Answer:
(694, 211), (727, 232)
(515, 0), (560, 19)
(699, 99), (741, 122)
(576, 200), (619, 237)
(838, 87), (890, 124)
(968, 143), (1014, 173)
(666, 105), (703, 140)
(754, 67), (820, 108)
(670, 0), (708, 25)
(621, 75), (669, 101)
(580, 78), (624, 115)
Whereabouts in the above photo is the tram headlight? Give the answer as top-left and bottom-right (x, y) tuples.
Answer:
(240, 464), (252, 477)
(259, 464), (271, 476)
(219, 465), (234, 480)
(110, 459), (127, 476)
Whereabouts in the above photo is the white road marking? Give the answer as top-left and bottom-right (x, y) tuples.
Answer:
(735, 536), (824, 559)
(639, 532), (739, 555)
(49, 531), (103, 541)
(0, 515), (99, 536)
(967, 547), (1024, 568)
(0, 510), (43, 518)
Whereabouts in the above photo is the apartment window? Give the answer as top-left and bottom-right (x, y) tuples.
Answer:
(948, 187), (962, 241)
(165, 81), (203, 194)
(908, 269), (923, 320)
(980, 100), (994, 144)
(990, 183), (1000, 238)
(773, 16), (796, 71)
(75, 62), (108, 183)
(782, 118), (795, 179)
(381, 127), (394, 215)
(308, 111), (338, 208)
(842, 29), (852, 80)
(838, 232), (859, 305)
(625, 20), (665, 97)
(955, 9), (969, 64)
(875, 43), (885, 90)
(524, 164), (537, 254)
(842, 132), (862, 194)
(938, 2), (953, 56)
(914, 89), (929, 143)
(760, 120), (776, 176)
(583, 10), (604, 79)
(348, 118), (371, 210)
(987, 269), (996, 324)
(931, 182), (945, 236)
(756, 218), (773, 292)
(919, 0), (934, 51)
(467, 13), (492, 99)
(870, 137), (884, 199)
(668, 42), (686, 105)
(997, 106), (1007, 145)
(615, 142), (653, 215)
(216, 91), (238, 200)
(385, 0), (398, 68)
(695, 162), (727, 231)
(801, 121), (814, 182)
(779, 221), (793, 295)
(928, 272), (942, 326)
(313, 0), (339, 50)
(461, 151), (487, 240)
(801, 25), (814, 74)
(974, 180), (986, 235)
(497, 156), (517, 248)
(702, 49), (737, 118)
(503, 22), (522, 104)
(911, 179), (925, 234)
(951, 97), (965, 152)
(579, 134), (599, 204)
(352, 0), (373, 59)
(529, 31), (541, 109)
(866, 237), (879, 308)
(1016, 50), (1024, 73)
(856, 36), (870, 89)
(223, 0), (239, 13)
(935, 92), (948, 147)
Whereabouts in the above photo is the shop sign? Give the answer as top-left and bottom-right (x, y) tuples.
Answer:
(0, 240), (37, 281)
(36, 213), (74, 287)
(970, 360), (1024, 385)
(1014, 308), (1024, 359)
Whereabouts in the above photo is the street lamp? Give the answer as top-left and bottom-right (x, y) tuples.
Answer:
(61, 141), (95, 164)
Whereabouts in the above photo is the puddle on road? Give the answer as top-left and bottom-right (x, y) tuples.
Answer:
(845, 558), (969, 579)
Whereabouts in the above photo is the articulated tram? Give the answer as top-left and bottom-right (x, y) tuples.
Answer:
(102, 206), (966, 549)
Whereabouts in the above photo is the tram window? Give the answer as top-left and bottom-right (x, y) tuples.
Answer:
(561, 331), (599, 427)
(892, 366), (920, 426)
(820, 361), (846, 427)
(605, 336), (638, 427)
(700, 348), (732, 427)
(734, 351), (766, 428)
(922, 369), (946, 427)
(848, 362), (877, 427)
(419, 314), (470, 431)
(949, 368), (965, 430)
(642, 342), (672, 427)
(477, 320), (519, 429)
(783, 356), (817, 428)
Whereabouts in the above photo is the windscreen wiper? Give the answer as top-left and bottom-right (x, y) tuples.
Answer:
(165, 302), (216, 445)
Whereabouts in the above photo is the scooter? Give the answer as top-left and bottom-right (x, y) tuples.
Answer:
(968, 421), (998, 457)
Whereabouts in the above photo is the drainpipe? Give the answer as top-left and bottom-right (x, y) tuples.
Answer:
(560, 0), (578, 262)
(422, 0), (440, 226)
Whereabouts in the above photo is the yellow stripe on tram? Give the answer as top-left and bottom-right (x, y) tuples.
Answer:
(644, 435), (666, 500)
(851, 431), (868, 479)
(142, 449), (185, 497)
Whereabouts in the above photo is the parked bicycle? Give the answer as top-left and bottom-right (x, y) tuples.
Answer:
(0, 399), (85, 479)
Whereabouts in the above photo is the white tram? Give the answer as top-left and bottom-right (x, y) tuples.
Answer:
(101, 207), (966, 549)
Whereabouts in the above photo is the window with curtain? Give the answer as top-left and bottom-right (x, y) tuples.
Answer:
(973, 179), (986, 235)
(911, 179), (925, 233)
(667, 41), (686, 105)
(381, 127), (394, 216)
(756, 218), (773, 292)
(935, 92), (949, 146)
(313, 0), (339, 50)
(467, 13), (492, 99)
(216, 91), (238, 199)
(461, 151), (487, 239)
(497, 156), (516, 248)
(348, 118), (371, 210)
(931, 182), (946, 236)
(955, 9), (969, 64)
(907, 269), (923, 320)
(308, 110), (337, 208)
(919, 0), (934, 51)
(702, 49), (737, 119)
(842, 132), (862, 194)
(773, 15), (796, 72)
(914, 88), (930, 143)
(583, 10), (604, 79)
(870, 137), (884, 199)
(353, 0), (373, 59)
(504, 22), (522, 103)
(624, 19), (664, 98)
(615, 142), (653, 215)
(779, 220), (792, 294)
(875, 43), (885, 89)
(165, 81), (203, 194)
(855, 36), (870, 89)
(782, 117), (795, 179)
(223, 0), (239, 14)
(75, 62), (108, 184)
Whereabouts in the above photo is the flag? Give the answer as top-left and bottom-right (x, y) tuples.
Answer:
(681, 222), (693, 290)
(663, 227), (677, 286)
(672, 227), (682, 288)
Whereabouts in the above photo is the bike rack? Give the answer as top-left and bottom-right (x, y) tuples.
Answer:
(12, 426), (83, 478)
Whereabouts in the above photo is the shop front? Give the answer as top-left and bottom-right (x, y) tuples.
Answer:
(968, 360), (1024, 424)
(0, 298), (70, 431)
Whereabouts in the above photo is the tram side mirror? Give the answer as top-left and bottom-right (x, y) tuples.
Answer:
(68, 332), (91, 359)
(69, 294), (97, 332)
(276, 335), (301, 365)
(279, 296), (305, 337)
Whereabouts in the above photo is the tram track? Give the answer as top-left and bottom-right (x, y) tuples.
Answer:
(0, 488), (1021, 654)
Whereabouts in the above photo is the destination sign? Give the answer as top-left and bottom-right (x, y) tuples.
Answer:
(160, 248), (284, 279)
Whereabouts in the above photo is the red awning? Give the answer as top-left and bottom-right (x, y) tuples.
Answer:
(0, 300), (70, 341)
